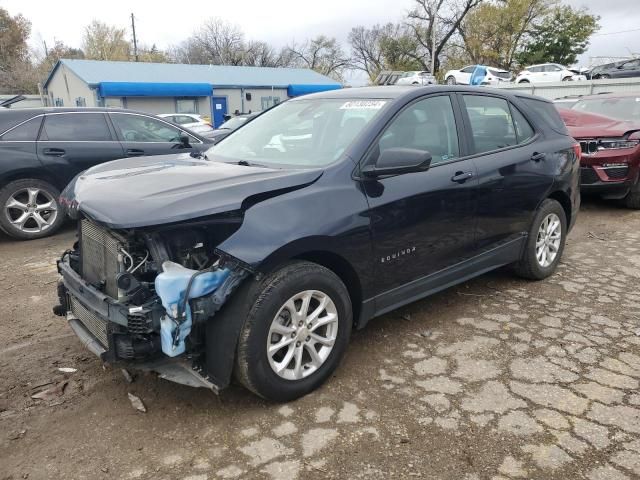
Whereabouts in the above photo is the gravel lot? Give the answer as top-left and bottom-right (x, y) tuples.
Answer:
(1, 198), (639, 480)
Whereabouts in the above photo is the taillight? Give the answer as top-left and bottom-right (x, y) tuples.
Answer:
(572, 142), (581, 161)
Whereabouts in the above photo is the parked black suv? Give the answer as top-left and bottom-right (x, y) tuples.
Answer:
(54, 86), (580, 401)
(0, 108), (213, 240)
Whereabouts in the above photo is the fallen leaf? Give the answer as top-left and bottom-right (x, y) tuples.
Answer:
(128, 393), (146, 413)
(57, 367), (77, 373)
(31, 382), (67, 401)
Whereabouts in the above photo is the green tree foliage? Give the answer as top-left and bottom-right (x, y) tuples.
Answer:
(82, 20), (131, 61)
(460, 0), (554, 70)
(516, 5), (600, 66)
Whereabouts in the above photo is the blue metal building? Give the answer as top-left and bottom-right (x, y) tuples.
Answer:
(43, 59), (342, 127)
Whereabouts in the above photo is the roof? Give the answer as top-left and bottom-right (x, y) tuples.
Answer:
(44, 59), (341, 90)
(299, 85), (550, 102)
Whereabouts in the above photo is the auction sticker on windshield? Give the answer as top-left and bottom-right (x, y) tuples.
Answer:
(340, 100), (387, 110)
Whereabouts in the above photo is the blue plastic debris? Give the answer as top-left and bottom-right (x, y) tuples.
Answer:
(155, 261), (230, 357)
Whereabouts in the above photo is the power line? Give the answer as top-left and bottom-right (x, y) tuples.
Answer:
(593, 27), (640, 37)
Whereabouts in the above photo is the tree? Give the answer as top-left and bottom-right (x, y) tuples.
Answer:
(288, 36), (350, 81)
(349, 23), (423, 81)
(407, 0), (486, 73)
(190, 18), (246, 65)
(459, 0), (554, 70)
(82, 20), (130, 61)
(0, 7), (36, 93)
(517, 5), (599, 66)
(137, 44), (168, 63)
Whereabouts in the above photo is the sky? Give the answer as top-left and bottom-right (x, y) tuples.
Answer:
(1, 0), (638, 85)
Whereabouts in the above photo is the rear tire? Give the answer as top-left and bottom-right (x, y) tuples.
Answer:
(0, 179), (64, 240)
(514, 199), (567, 280)
(599, 74), (611, 79)
(446, 76), (456, 85)
(235, 261), (352, 402)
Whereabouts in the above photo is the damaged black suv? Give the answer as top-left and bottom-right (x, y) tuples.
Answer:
(55, 86), (580, 401)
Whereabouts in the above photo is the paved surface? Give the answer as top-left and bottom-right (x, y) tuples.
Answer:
(1, 199), (639, 480)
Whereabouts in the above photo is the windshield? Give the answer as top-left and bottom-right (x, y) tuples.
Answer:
(208, 98), (387, 167)
(220, 116), (249, 130)
(571, 97), (640, 122)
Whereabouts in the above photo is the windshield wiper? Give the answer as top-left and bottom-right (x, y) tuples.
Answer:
(190, 151), (208, 160)
(237, 160), (270, 168)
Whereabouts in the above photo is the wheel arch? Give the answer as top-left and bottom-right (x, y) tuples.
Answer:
(547, 189), (572, 226)
(292, 250), (363, 326)
(0, 168), (68, 191)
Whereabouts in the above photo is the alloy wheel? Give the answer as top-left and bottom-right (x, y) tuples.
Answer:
(4, 187), (58, 234)
(535, 213), (561, 268)
(267, 290), (339, 381)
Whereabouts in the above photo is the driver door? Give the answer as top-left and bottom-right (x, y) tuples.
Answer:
(109, 112), (200, 157)
(363, 94), (479, 307)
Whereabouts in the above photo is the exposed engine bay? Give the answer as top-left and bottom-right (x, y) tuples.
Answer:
(54, 214), (251, 391)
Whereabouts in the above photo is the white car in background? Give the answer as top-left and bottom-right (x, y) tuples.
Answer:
(159, 113), (215, 138)
(444, 65), (512, 85)
(515, 63), (587, 84)
(395, 71), (437, 86)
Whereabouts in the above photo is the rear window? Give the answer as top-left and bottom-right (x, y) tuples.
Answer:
(41, 113), (112, 141)
(0, 116), (42, 141)
(519, 98), (569, 135)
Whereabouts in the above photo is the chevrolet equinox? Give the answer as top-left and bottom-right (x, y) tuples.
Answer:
(54, 86), (580, 401)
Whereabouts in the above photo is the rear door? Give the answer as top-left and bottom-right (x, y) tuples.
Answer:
(109, 112), (202, 157)
(458, 93), (553, 252)
(36, 112), (125, 185)
(364, 94), (479, 304)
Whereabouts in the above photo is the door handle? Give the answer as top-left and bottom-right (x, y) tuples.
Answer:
(451, 171), (473, 183)
(126, 149), (145, 157)
(531, 152), (546, 162)
(42, 148), (65, 156)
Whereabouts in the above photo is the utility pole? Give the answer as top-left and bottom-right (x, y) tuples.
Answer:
(131, 13), (139, 62)
(430, 15), (437, 75)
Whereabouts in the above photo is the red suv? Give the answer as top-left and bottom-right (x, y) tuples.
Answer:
(557, 93), (640, 208)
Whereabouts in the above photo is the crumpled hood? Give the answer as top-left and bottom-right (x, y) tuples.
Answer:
(558, 108), (640, 138)
(61, 153), (323, 229)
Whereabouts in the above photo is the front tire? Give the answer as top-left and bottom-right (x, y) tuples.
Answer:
(623, 179), (640, 209)
(446, 76), (456, 85)
(0, 179), (64, 240)
(515, 199), (567, 280)
(235, 261), (352, 402)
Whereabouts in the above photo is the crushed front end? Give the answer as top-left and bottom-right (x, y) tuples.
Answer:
(54, 217), (248, 392)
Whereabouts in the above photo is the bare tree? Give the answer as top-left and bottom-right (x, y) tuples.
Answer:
(287, 36), (350, 81)
(407, 0), (485, 73)
(191, 18), (245, 65)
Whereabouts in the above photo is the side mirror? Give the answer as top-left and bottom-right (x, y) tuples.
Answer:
(362, 148), (432, 177)
(179, 133), (191, 148)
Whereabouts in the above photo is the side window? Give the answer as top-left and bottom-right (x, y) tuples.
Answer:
(110, 114), (183, 142)
(461, 66), (476, 73)
(0, 117), (42, 141)
(519, 97), (569, 135)
(510, 106), (535, 143)
(40, 113), (111, 141)
(377, 95), (459, 166)
(462, 95), (517, 154)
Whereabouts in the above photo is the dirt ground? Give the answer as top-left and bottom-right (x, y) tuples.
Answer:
(1, 198), (639, 480)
